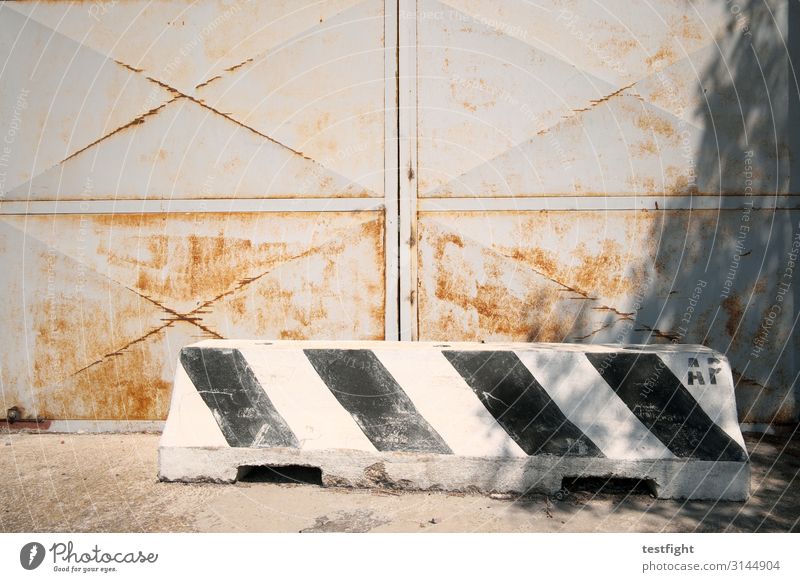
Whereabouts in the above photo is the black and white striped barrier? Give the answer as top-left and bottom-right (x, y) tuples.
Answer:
(159, 341), (749, 500)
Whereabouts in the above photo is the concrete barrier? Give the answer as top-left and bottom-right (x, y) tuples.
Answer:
(159, 341), (749, 500)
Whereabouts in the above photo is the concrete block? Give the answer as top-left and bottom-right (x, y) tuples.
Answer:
(159, 341), (750, 500)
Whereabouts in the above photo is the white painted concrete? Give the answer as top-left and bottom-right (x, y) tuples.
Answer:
(240, 345), (377, 453)
(661, 353), (746, 451)
(160, 362), (227, 449)
(159, 340), (749, 501)
(374, 348), (527, 457)
(515, 351), (675, 460)
(159, 446), (750, 501)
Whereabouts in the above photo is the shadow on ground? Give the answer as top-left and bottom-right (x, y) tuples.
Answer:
(0, 431), (797, 532)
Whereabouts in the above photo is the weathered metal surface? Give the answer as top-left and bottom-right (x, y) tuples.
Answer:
(8, 0), (367, 98)
(417, 209), (799, 423)
(411, 0), (797, 424)
(2, 0), (796, 428)
(5, 98), (370, 200)
(416, 0), (789, 197)
(2, 0), (386, 199)
(0, 0), (392, 421)
(195, 0), (387, 196)
(0, 7), (175, 195)
(0, 212), (385, 420)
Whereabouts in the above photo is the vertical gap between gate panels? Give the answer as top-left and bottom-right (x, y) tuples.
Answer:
(397, 0), (418, 340)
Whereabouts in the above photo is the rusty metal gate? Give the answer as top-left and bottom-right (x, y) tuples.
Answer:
(1, 0), (798, 424)
(0, 0), (399, 422)
(398, 0), (799, 424)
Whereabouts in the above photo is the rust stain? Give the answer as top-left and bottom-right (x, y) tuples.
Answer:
(30, 286), (175, 420)
(144, 75), (183, 97)
(31, 282), (142, 389)
(572, 320), (617, 341)
(420, 222), (638, 342)
(722, 294), (744, 338)
(223, 57), (254, 73)
(60, 99), (178, 164)
(279, 329), (306, 340)
(416, 212), (674, 345)
(135, 291), (223, 340)
(647, 81), (669, 105)
(635, 140), (659, 155)
(58, 70), (315, 170)
(433, 232), (464, 261)
(185, 94), (314, 161)
(635, 176), (657, 193)
(481, 287), (545, 339)
(52, 334), (171, 420)
(674, 14), (703, 41)
(237, 217), (385, 341)
(95, 212), (384, 319)
(189, 244), (322, 315)
(600, 36), (638, 59)
(430, 264), (578, 341)
(2, 419), (52, 430)
(359, 216), (384, 240)
(588, 82), (636, 106)
(69, 322), (173, 379)
(732, 371), (796, 424)
(506, 238), (637, 301)
(645, 43), (676, 68)
(102, 215), (291, 306)
(23, 212), (385, 419)
(664, 165), (699, 195)
(114, 59), (143, 73)
(635, 111), (676, 140)
(592, 305), (635, 318)
(539, 83), (640, 136)
(507, 247), (592, 297)
(635, 323), (681, 342)
(195, 75), (222, 89)
(31, 236), (203, 386)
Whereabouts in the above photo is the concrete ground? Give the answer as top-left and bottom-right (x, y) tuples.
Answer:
(1, 430), (798, 533)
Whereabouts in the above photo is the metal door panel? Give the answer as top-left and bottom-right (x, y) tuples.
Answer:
(0, 8), (175, 195)
(415, 0), (788, 198)
(196, 0), (387, 196)
(7, 0), (368, 98)
(417, 208), (799, 423)
(0, 210), (385, 420)
(0, 0), (397, 421)
(408, 0), (797, 423)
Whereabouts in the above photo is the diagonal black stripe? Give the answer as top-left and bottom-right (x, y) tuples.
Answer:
(180, 347), (299, 449)
(442, 350), (604, 457)
(304, 349), (453, 454)
(585, 352), (747, 462)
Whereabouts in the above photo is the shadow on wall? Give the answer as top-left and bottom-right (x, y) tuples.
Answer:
(520, 0), (800, 424)
(417, 2), (798, 424)
(473, 0), (799, 495)
(633, 0), (799, 424)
